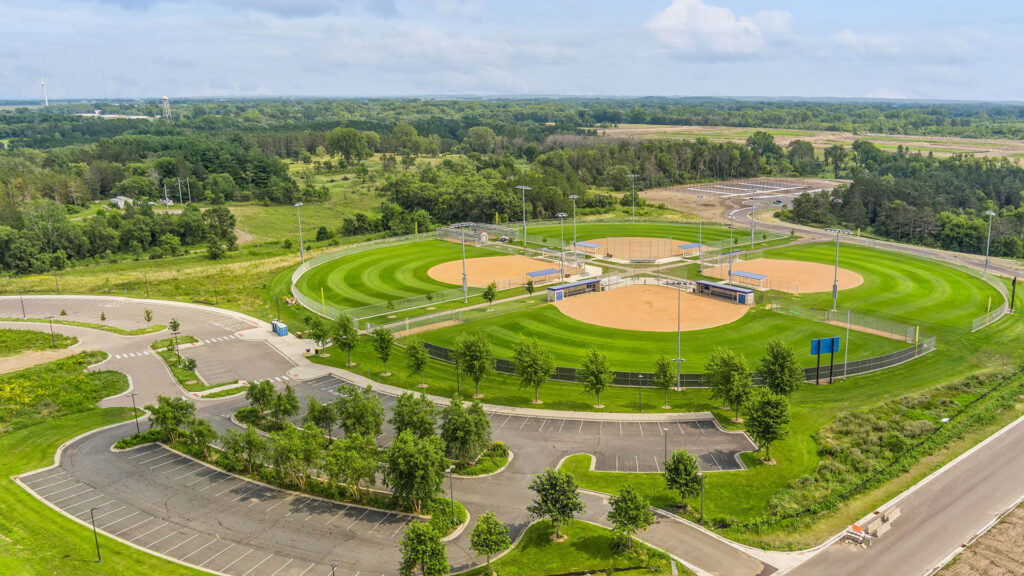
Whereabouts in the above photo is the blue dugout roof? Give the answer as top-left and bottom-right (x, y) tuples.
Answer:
(732, 270), (768, 281)
(527, 268), (560, 278)
(575, 241), (600, 249)
(695, 280), (754, 294)
(547, 278), (602, 291)
(678, 242), (701, 250)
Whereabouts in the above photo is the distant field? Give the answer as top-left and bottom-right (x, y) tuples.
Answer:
(593, 124), (1024, 158)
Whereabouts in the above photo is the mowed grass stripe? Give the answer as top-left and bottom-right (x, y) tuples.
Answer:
(528, 222), (736, 245)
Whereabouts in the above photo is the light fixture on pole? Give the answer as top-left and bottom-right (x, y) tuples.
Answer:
(19, 290), (26, 319)
(331, 562), (337, 576)
(459, 225), (469, 303)
(89, 507), (102, 563)
(628, 174), (639, 222)
(748, 197), (756, 249)
(568, 195), (579, 266)
(984, 210), (997, 278)
(294, 202), (305, 264)
(824, 228), (853, 311)
(666, 280), (686, 391)
(696, 194), (704, 270)
(515, 185), (531, 246)
(129, 392), (141, 435)
(556, 213), (568, 279)
(698, 472), (705, 525)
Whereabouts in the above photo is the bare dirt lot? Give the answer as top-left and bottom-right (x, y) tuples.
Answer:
(940, 504), (1024, 576)
(592, 124), (1024, 158)
(703, 257), (863, 294)
(553, 284), (748, 332)
(0, 348), (77, 374)
(428, 255), (582, 288)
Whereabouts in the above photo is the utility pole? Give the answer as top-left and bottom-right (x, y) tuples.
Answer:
(748, 197), (755, 249)
(186, 177), (192, 203)
(177, 178), (183, 205)
(461, 227), (468, 303)
(19, 291), (26, 319)
(47, 316), (55, 347)
(569, 194), (579, 266)
(628, 174), (639, 222)
(557, 213), (568, 279)
(515, 185), (531, 247)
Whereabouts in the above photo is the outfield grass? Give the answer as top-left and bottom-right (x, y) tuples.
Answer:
(525, 221), (736, 247)
(461, 520), (676, 576)
(0, 328), (76, 357)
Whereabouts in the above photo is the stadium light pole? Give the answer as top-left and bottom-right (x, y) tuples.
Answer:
(637, 374), (643, 413)
(825, 228), (853, 311)
(460, 226), (468, 303)
(556, 213), (568, 280)
(515, 185), (531, 246)
(748, 197), (756, 249)
(697, 194), (704, 270)
(331, 563), (337, 576)
(628, 174), (639, 223)
(727, 216), (736, 284)
(294, 202), (305, 264)
(667, 280), (686, 391)
(984, 210), (997, 278)
(569, 195), (579, 266)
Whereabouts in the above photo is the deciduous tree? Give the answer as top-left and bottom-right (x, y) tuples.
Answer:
(390, 392), (437, 439)
(454, 332), (492, 398)
(526, 468), (585, 540)
(322, 433), (379, 500)
(578, 347), (612, 408)
(383, 430), (447, 514)
(335, 385), (384, 438)
(758, 337), (802, 396)
(469, 511), (511, 574)
(405, 338), (430, 388)
(512, 336), (554, 404)
(663, 449), (701, 512)
(399, 521), (449, 576)
(607, 483), (655, 550)
(371, 327), (395, 375)
(746, 389), (791, 463)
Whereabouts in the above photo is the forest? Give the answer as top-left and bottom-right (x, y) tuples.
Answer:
(1, 98), (1023, 273)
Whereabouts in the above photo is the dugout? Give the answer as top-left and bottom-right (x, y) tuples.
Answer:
(696, 280), (755, 306)
(547, 278), (601, 302)
(731, 270), (768, 290)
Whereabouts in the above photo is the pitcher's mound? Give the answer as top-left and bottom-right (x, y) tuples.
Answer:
(553, 284), (748, 332)
(428, 255), (582, 288)
(704, 258), (863, 294)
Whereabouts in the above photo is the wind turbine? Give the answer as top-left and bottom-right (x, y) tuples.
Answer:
(40, 78), (48, 107)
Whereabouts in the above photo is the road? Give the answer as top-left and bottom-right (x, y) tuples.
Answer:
(6, 294), (1023, 576)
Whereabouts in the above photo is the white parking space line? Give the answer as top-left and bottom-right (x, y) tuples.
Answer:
(115, 517), (152, 536)
(264, 495), (293, 513)
(537, 418), (547, 432)
(75, 499), (116, 517)
(578, 420), (584, 434)
(151, 456), (188, 470)
(367, 513), (392, 533)
(635, 455), (640, 472)
(200, 543), (234, 566)
(615, 455), (619, 471)
(346, 509), (370, 529)
(639, 422), (644, 436)
(558, 419), (566, 433)
(243, 553), (275, 576)
(34, 476), (75, 491)
(186, 468), (220, 487)
(270, 558), (293, 576)
(284, 498), (311, 518)
(39, 481), (84, 497)
(163, 461), (197, 475)
(222, 548), (253, 571)
(391, 517), (412, 537)
(53, 488), (95, 505)
(126, 446), (161, 459)
(677, 422), (686, 435)
(173, 464), (205, 480)
(296, 562), (316, 576)
(164, 533), (202, 555)
(518, 418), (529, 430)
(619, 422), (622, 436)
(138, 452), (174, 465)
(232, 484), (260, 502)
(180, 539), (217, 562)
(215, 480), (247, 497)
(325, 507), (349, 525)
(147, 530), (181, 548)
(131, 521), (169, 543)
(101, 510), (140, 529)
(654, 456), (661, 473)
(23, 470), (66, 484)
(67, 494), (105, 510)
(199, 474), (234, 491)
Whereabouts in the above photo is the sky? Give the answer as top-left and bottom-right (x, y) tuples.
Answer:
(2, 0), (1022, 101)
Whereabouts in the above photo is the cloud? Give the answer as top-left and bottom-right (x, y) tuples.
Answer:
(87, 0), (396, 18)
(647, 0), (793, 60)
(835, 30), (902, 59)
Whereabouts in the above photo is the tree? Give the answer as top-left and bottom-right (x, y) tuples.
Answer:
(824, 144), (848, 178)
(267, 425), (325, 491)
(220, 425), (266, 475)
(245, 379), (276, 415)
(466, 126), (497, 154)
(335, 385), (384, 437)
(390, 392), (437, 439)
(185, 417), (217, 459)
(757, 338), (803, 396)
(304, 397), (338, 442)
(578, 347), (612, 408)
(100, 312), (106, 322)
(405, 338), (430, 388)
(271, 384), (301, 424)
(663, 450), (701, 512)
(469, 511), (511, 574)
(525, 279), (535, 296)
(454, 332), (492, 398)
(371, 327), (395, 375)
(168, 318), (180, 333)
(326, 127), (369, 163)
(652, 355), (675, 409)
(333, 313), (359, 367)
(183, 357), (197, 372)
(481, 281), (498, 307)
(382, 430), (447, 514)
(145, 395), (196, 443)
(511, 336), (554, 404)
(607, 483), (655, 550)
(144, 308), (153, 326)
(527, 468), (586, 540)
(306, 315), (331, 351)
(746, 389), (791, 463)
(322, 433), (379, 500)
(440, 394), (491, 467)
(705, 348), (751, 420)
(399, 521), (449, 576)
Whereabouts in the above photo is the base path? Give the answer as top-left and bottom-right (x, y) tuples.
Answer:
(704, 258), (863, 294)
(554, 284), (749, 332)
(427, 254), (582, 288)
(590, 236), (689, 260)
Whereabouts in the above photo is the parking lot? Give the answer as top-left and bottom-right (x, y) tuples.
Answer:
(186, 339), (295, 386)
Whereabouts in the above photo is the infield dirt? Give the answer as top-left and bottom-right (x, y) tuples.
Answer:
(428, 255), (582, 288)
(553, 284), (748, 332)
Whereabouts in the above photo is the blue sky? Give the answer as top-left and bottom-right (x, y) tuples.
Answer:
(2, 0), (1021, 101)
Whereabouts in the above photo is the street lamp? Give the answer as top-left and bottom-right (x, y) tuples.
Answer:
(515, 185), (531, 246)
(628, 174), (639, 222)
(446, 465), (456, 528)
(698, 472), (705, 525)
(825, 228), (853, 311)
(19, 291), (26, 319)
(727, 216), (736, 284)
(748, 197), (756, 249)
(294, 202), (305, 264)
(984, 210), (997, 278)
(129, 392), (140, 435)
(637, 374), (643, 413)
(569, 195), (579, 266)
(89, 507), (102, 563)
(46, 316), (55, 348)
(556, 213), (568, 279)
(172, 330), (181, 367)
(331, 562), (337, 576)
(662, 428), (669, 462)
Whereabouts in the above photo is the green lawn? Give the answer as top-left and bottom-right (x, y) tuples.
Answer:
(525, 221), (736, 248)
(461, 520), (676, 576)
(0, 328), (76, 357)
(0, 317), (165, 336)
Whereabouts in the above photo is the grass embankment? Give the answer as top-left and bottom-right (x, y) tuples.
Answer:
(150, 335), (198, 349)
(0, 317), (165, 336)
(0, 328), (76, 357)
(0, 347), (203, 575)
(462, 521), (679, 576)
(201, 386), (247, 399)
(0, 351), (124, 434)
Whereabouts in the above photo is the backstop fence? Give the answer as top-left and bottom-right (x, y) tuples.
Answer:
(417, 336), (936, 389)
(767, 300), (921, 343)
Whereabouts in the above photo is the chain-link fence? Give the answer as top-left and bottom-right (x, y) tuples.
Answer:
(768, 301), (919, 343)
(971, 302), (1008, 332)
